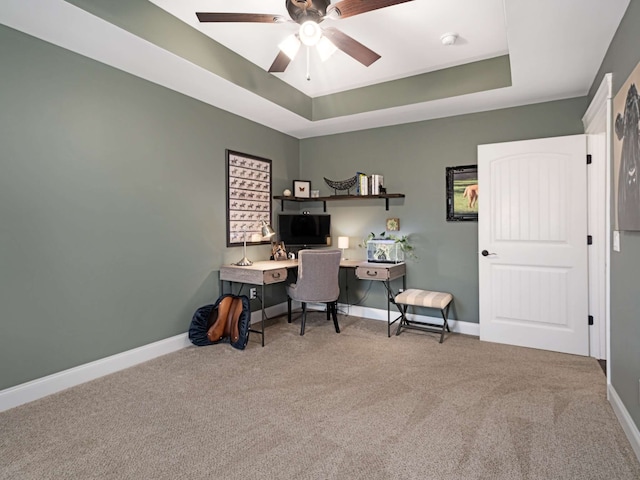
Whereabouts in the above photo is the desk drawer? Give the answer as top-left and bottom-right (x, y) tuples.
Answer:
(263, 268), (287, 284)
(356, 263), (406, 282)
(220, 265), (288, 285)
(356, 266), (390, 281)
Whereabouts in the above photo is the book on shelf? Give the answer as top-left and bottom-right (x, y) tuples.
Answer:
(370, 174), (383, 195)
(356, 172), (368, 195)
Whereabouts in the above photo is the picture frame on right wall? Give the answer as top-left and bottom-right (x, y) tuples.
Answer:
(613, 60), (640, 231)
(446, 165), (478, 222)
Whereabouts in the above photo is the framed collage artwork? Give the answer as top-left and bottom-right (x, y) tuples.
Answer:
(226, 150), (272, 247)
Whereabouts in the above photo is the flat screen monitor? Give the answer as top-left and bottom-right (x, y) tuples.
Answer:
(278, 214), (331, 247)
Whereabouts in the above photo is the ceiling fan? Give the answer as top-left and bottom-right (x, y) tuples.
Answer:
(196, 0), (415, 73)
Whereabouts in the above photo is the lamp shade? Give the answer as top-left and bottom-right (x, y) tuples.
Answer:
(338, 236), (349, 249)
(261, 220), (276, 238)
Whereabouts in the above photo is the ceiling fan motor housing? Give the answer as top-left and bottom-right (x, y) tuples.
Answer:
(287, 0), (330, 24)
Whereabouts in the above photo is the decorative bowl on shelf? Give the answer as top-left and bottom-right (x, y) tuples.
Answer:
(324, 175), (358, 195)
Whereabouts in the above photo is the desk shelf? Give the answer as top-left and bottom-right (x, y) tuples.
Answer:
(273, 193), (405, 212)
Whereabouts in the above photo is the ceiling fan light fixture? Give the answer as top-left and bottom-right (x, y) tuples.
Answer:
(278, 34), (301, 60)
(325, 6), (341, 20)
(299, 20), (322, 47)
(317, 36), (337, 62)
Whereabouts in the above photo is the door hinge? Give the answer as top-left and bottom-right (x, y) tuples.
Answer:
(587, 235), (593, 245)
(588, 315), (594, 326)
(587, 154), (592, 164)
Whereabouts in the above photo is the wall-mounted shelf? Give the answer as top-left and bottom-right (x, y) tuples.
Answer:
(273, 193), (405, 212)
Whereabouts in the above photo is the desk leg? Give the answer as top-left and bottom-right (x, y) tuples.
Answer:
(382, 277), (405, 338)
(386, 280), (391, 337)
(248, 284), (266, 347)
(260, 284), (265, 347)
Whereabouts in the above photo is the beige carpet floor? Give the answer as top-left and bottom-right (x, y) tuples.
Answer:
(1, 314), (639, 480)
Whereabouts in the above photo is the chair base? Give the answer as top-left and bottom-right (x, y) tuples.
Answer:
(288, 298), (340, 336)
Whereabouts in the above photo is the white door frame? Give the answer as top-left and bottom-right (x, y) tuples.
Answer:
(582, 73), (612, 371)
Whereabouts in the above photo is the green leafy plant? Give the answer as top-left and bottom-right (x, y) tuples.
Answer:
(359, 231), (417, 260)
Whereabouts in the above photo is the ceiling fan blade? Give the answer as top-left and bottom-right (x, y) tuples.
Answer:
(322, 27), (380, 67)
(268, 51), (294, 73)
(196, 12), (282, 23)
(329, 0), (414, 19)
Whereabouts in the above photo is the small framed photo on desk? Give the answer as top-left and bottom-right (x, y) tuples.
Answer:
(271, 241), (288, 261)
(293, 180), (311, 198)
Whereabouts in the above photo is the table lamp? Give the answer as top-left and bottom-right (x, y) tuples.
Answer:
(338, 236), (349, 260)
(235, 221), (276, 266)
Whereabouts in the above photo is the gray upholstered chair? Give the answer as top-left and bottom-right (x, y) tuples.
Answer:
(286, 249), (342, 335)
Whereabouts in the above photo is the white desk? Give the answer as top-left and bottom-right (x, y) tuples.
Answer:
(220, 260), (406, 346)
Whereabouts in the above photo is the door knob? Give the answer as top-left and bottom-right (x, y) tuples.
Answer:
(481, 250), (496, 257)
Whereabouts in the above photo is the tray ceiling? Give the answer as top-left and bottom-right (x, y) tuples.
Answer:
(0, 0), (630, 138)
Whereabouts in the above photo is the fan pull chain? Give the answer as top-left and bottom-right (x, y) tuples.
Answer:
(306, 46), (311, 81)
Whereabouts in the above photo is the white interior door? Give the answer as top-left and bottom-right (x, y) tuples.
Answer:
(478, 135), (589, 356)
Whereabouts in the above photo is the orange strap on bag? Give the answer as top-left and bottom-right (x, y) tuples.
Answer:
(228, 297), (243, 343)
(206, 296), (243, 343)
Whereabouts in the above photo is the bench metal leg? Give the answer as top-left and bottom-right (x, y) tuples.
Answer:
(395, 304), (408, 336)
(438, 303), (451, 343)
(395, 302), (452, 343)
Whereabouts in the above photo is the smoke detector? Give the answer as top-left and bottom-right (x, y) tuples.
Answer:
(440, 32), (458, 46)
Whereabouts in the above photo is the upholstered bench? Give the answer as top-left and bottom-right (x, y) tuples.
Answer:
(394, 289), (453, 343)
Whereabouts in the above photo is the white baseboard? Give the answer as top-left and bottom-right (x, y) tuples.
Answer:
(250, 302), (289, 324)
(337, 303), (480, 337)
(0, 333), (191, 413)
(608, 384), (640, 462)
(0, 302), (290, 412)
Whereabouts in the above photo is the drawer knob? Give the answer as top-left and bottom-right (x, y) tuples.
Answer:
(367, 270), (378, 276)
(273, 272), (281, 278)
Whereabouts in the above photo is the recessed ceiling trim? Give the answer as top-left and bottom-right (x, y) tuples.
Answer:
(64, 0), (512, 124)
(65, 0), (314, 119)
(312, 55), (512, 120)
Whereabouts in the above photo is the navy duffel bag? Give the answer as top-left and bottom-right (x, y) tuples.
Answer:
(188, 294), (251, 350)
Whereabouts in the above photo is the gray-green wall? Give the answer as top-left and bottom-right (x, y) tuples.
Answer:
(0, 25), (299, 390)
(299, 100), (587, 318)
(589, 0), (640, 432)
(0, 22), (591, 393)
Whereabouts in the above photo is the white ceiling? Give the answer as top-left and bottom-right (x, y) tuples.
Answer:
(0, 0), (631, 138)
(149, 0), (510, 97)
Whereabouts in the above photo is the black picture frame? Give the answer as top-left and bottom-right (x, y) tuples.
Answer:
(446, 165), (478, 222)
(226, 150), (272, 247)
(613, 60), (640, 231)
(293, 180), (311, 198)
